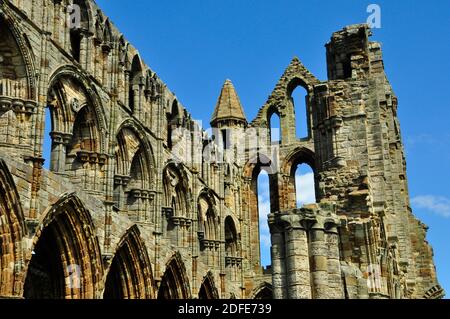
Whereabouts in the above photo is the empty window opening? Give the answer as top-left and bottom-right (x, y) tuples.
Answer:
(42, 107), (53, 170)
(257, 170), (271, 268)
(292, 86), (308, 139)
(295, 163), (316, 208)
(269, 112), (281, 144)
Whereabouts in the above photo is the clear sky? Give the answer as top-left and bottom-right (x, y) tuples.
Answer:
(95, 0), (450, 298)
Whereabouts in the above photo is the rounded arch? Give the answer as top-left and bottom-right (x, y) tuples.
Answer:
(0, 11), (37, 100)
(250, 282), (273, 299)
(282, 146), (316, 175)
(158, 252), (191, 299)
(23, 193), (103, 299)
(103, 225), (156, 299)
(47, 65), (108, 152)
(115, 118), (156, 185)
(281, 147), (317, 209)
(0, 160), (27, 297)
(198, 271), (219, 299)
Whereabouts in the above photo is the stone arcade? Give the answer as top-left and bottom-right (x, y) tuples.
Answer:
(0, 0), (444, 299)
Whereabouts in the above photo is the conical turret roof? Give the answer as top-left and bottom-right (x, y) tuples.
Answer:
(211, 79), (247, 126)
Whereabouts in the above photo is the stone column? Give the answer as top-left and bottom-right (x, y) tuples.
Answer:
(325, 223), (344, 298)
(269, 217), (287, 299)
(124, 70), (130, 108)
(309, 223), (328, 298)
(282, 215), (311, 299)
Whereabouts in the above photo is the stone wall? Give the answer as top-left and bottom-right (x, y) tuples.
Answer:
(0, 0), (443, 299)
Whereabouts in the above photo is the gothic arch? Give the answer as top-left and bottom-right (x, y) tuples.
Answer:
(282, 146), (315, 172)
(128, 54), (144, 112)
(103, 19), (113, 44)
(198, 271), (219, 299)
(47, 65), (107, 152)
(0, 9), (37, 100)
(250, 282), (273, 299)
(0, 159), (27, 297)
(243, 153), (279, 271)
(250, 57), (319, 142)
(281, 147), (317, 209)
(162, 162), (191, 219)
(103, 225), (156, 299)
(70, 0), (93, 62)
(166, 99), (185, 149)
(23, 193), (103, 299)
(198, 189), (219, 242)
(114, 119), (156, 218)
(115, 119), (155, 188)
(243, 153), (280, 214)
(158, 252), (191, 299)
(224, 215), (239, 257)
(267, 106), (281, 144)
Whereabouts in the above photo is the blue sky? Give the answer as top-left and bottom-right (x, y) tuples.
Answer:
(95, 0), (450, 297)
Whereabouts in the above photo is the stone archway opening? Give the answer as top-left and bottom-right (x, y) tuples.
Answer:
(158, 254), (190, 299)
(23, 195), (103, 299)
(103, 227), (154, 299)
(198, 273), (219, 299)
(23, 223), (65, 299)
(295, 163), (316, 208)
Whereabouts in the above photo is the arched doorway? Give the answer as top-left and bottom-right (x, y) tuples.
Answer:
(103, 226), (155, 299)
(198, 272), (219, 299)
(0, 160), (26, 297)
(253, 282), (273, 299)
(158, 253), (191, 299)
(23, 194), (103, 299)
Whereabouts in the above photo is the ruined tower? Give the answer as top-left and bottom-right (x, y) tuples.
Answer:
(0, 0), (443, 300)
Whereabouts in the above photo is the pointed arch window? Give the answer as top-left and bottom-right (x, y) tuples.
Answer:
(291, 85), (309, 139)
(269, 111), (281, 144)
(257, 170), (271, 268)
(129, 55), (143, 113)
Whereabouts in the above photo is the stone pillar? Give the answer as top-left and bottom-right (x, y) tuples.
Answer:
(132, 85), (139, 114)
(325, 223), (345, 298)
(124, 70), (130, 108)
(282, 216), (311, 299)
(50, 132), (71, 173)
(78, 29), (91, 71)
(269, 222), (287, 299)
(309, 224), (328, 298)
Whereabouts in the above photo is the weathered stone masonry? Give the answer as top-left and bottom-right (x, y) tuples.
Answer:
(0, 0), (444, 299)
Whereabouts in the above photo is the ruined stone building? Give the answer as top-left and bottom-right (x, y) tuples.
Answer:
(0, 0), (444, 299)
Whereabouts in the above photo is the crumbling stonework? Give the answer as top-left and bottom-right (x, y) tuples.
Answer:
(0, 0), (443, 299)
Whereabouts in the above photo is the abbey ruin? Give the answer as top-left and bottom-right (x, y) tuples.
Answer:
(0, 0), (444, 299)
